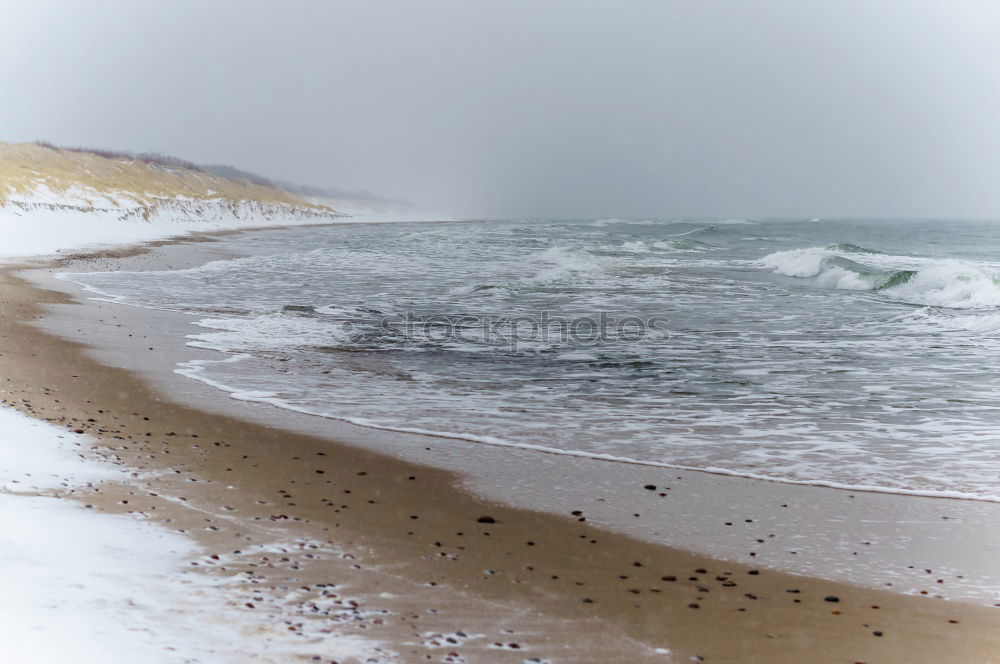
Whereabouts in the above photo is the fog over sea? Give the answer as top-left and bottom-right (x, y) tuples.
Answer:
(61, 218), (1000, 501)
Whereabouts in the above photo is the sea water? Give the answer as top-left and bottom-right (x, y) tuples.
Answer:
(60, 218), (1000, 500)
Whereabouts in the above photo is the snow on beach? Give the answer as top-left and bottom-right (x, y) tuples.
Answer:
(0, 386), (402, 663)
(0, 406), (219, 663)
(0, 186), (444, 261)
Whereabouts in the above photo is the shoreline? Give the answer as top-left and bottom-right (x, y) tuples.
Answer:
(2, 228), (1000, 662)
(115, 346), (1000, 504)
(49, 224), (1000, 505)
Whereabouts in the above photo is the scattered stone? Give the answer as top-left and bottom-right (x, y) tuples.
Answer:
(476, 516), (496, 524)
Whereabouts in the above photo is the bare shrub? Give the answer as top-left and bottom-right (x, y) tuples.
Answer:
(33, 140), (208, 173)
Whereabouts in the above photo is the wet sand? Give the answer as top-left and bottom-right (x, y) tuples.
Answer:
(2, 232), (999, 663)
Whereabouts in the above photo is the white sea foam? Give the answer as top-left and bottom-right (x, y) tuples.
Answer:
(651, 239), (702, 251)
(166, 361), (1000, 504)
(881, 261), (1000, 309)
(527, 246), (617, 282)
(188, 314), (352, 352)
(759, 246), (839, 277)
(619, 240), (650, 252)
(813, 264), (875, 290)
(901, 310), (1000, 334)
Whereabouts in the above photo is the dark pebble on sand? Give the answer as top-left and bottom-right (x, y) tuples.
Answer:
(477, 516), (496, 523)
(644, 485), (656, 490)
(825, 596), (840, 602)
(873, 631), (883, 637)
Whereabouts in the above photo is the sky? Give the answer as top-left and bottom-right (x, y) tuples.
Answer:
(2, 0), (1000, 219)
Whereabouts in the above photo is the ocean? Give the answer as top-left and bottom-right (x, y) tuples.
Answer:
(60, 218), (1000, 501)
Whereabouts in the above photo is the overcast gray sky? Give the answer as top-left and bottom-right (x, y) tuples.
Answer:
(2, 0), (1000, 218)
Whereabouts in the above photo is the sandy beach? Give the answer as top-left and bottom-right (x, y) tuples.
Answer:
(1, 229), (998, 663)
(7, 4), (1000, 661)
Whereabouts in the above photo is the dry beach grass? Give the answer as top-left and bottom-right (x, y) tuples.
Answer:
(0, 141), (333, 212)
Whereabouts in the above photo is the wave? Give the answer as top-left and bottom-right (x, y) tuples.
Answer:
(758, 247), (901, 290)
(588, 217), (753, 228)
(608, 238), (705, 253)
(589, 218), (685, 227)
(760, 246), (1000, 309)
(669, 225), (718, 238)
(652, 238), (707, 252)
(187, 313), (356, 353)
(824, 242), (884, 255)
(173, 355), (1000, 503)
(526, 246), (618, 283)
(883, 262), (1000, 308)
(893, 309), (1000, 334)
(618, 240), (650, 252)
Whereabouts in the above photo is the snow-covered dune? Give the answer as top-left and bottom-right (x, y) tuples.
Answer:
(0, 141), (351, 258)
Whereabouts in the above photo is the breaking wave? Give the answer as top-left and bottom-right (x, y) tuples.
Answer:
(760, 246), (1000, 309)
(526, 246), (620, 283)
